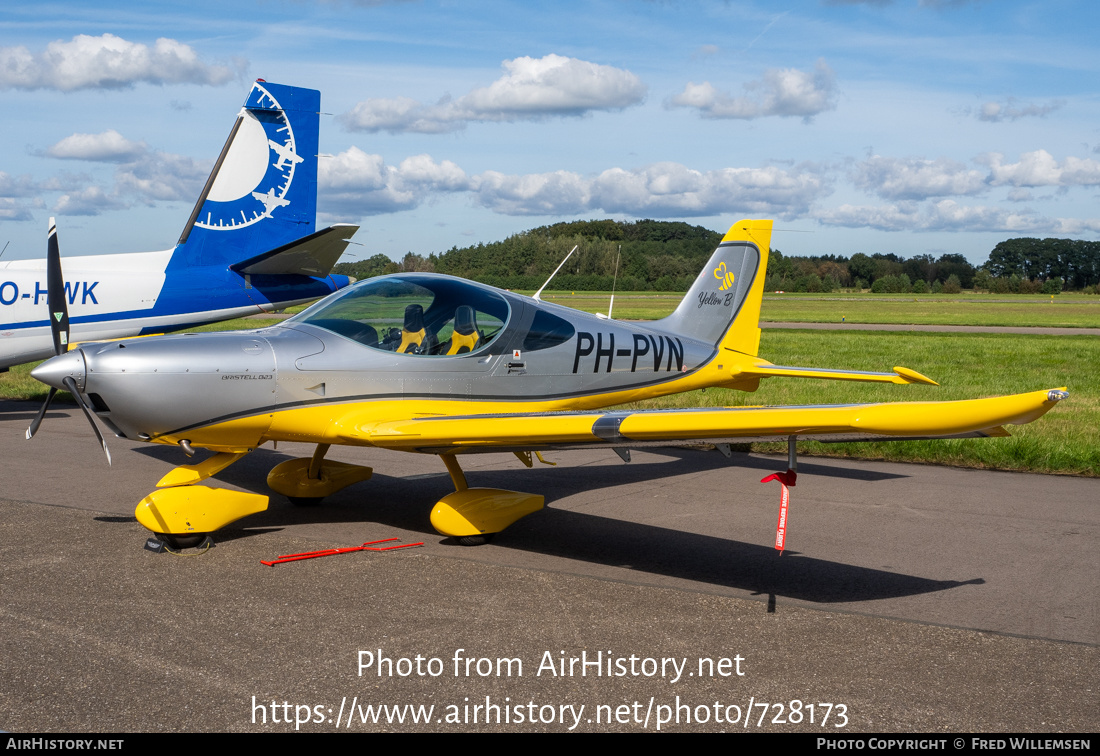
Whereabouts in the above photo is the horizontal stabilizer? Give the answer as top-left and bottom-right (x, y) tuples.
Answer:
(735, 362), (939, 386)
(231, 224), (359, 277)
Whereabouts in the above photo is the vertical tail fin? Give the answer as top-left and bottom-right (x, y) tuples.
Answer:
(651, 219), (772, 356)
(173, 80), (320, 268)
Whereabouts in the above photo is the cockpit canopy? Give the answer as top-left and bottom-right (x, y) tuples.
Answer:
(290, 275), (510, 356)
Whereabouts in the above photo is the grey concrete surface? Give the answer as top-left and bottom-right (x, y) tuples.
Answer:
(1, 401), (1096, 732)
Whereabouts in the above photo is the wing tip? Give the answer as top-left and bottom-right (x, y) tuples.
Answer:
(893, 366), (939, 386)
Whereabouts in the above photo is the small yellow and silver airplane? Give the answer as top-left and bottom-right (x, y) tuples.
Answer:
(29, 219), (1068, 549)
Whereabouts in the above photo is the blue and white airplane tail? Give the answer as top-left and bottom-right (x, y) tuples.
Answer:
(0, 80), (358, 370)
(175, 80), (322, 269)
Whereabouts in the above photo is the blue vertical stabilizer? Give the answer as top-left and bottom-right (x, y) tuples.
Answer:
(174, 80), (321, 270)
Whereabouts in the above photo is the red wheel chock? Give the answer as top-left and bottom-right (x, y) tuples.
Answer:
(262, 538), (423, 566)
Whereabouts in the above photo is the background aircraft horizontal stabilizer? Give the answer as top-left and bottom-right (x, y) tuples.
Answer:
(230, 224), (360, 277)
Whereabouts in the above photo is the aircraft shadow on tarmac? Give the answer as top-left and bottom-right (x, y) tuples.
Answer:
(0, 401), (71, 423)
(114, 445), (982, 606)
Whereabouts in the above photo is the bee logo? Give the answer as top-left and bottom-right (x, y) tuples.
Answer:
(713, 261), (736, 291)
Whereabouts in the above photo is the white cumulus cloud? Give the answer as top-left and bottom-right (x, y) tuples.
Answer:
(316, 147), (827, 220)
(469, 162), (828, 218)
(0, 197), (42, 222)
(340, 54), (646, 133)
(52, 186), (127, 216)
(460, 54), (645, 115)
(815, 199), (1053, 233)
(30, 146), (213, 218)
(46, 130), (149, 163)
(1050, 217), (1100, 234)
(472, 170), (591, 216)
(471, 161), (827, 217)
(851, 156), (986, 200)
(668, 60), (837, 121)
(396, 154), (471, 192)
(983, 150), (1100, 187)
(0, 33), (243, 91)
(319, 148), (470, 214)
(114, 153), (210, 203)
(589, 163), (826, 217)
(0, 172), (40, 198)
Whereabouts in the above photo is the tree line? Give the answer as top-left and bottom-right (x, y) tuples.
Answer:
(333, 220), (1100, 294)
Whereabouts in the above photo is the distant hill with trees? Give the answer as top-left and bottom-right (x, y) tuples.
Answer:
(332, 220), (1100, 294)
(334, 219), (722, 293)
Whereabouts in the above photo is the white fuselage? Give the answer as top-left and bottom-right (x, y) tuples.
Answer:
(0, 249), (263, 369)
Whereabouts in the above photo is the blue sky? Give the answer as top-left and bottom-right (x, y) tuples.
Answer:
(2, 0), (1098, 264)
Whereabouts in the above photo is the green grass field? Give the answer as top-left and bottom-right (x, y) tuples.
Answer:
(760, 292), (1100, 328)
(535, 290), (1100, 327)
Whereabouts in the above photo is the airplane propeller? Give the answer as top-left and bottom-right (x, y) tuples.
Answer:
(25, 218), (111, 465)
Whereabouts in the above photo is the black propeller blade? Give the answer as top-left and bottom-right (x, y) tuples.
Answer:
(26, 218), (111, 465)
(24, 386), (56, 440)
(63, 376), (111, 466)
(26, 218), (68, 441)
(46, 218), (70, 356)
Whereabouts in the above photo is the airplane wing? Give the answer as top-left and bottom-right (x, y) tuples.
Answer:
(333, 388), (1068, 454)
(230, 223), (359, 277)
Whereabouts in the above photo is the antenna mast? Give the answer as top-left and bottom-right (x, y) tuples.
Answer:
(607, 246), (621, 319)
(533, 245), (578, 301)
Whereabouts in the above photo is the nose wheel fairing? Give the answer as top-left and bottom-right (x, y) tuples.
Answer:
(137, 449), (268, 538)
(135, 485), (269, 536)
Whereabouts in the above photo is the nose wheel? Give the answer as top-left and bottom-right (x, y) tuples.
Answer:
(144, 532), (213, 552)
(455, 534), (494, 547)
(163, 533), (208, 549)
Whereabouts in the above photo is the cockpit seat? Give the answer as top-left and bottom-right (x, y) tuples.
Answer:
(446, 305), (482, 355)
(398, 304), (437, 354)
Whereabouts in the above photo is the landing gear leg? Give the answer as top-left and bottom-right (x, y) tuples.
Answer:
(439, 455), (491, 545)
(267, 443), (373, 504)
(288, 444), (331, 506)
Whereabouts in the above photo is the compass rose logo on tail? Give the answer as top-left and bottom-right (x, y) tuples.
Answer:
(175, 80), (321, 266)
(189, 81), (315, 232)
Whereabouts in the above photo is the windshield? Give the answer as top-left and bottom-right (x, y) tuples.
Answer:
(291, 275), (510, 356)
